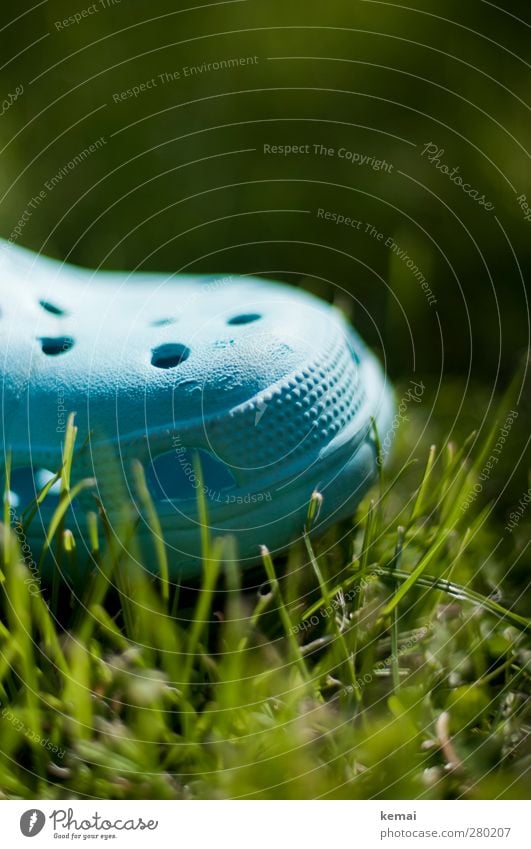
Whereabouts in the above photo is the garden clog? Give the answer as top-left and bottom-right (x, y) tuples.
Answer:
(0, 238), (394, 579)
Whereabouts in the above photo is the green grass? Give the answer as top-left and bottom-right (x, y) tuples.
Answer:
(0, 403), (529, 800)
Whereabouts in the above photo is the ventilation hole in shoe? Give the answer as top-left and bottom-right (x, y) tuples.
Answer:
(9, 467), (61, 510)
(150, 318), (176, 327)
(39, 299), (68, 316)
(39, 336), (74, 356)
(227, 313), (261, 326)
(151, 343), (190, 369)
(146, 448), (236, 502)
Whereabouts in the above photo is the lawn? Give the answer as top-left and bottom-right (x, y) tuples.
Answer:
(0, 382), (528, 800)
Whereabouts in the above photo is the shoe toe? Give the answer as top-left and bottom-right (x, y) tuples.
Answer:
(0, 247), (393, 576)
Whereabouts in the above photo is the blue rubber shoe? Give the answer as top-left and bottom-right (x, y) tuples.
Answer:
(0, 239), (394, 579)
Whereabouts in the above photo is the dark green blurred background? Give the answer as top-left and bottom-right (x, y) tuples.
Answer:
(1, 0), (529, 391)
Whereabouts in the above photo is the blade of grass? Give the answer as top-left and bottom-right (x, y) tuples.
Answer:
(409, 443), (436, 524)
(380, 568), (529, 630)
(381, 524), (453, 617)
(304, 530), (361, 703)
(131, 459), (169, 603)
(261, 545), (309, 683)
(39, 477), (96, 564)
(388, 527), (404, 692)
